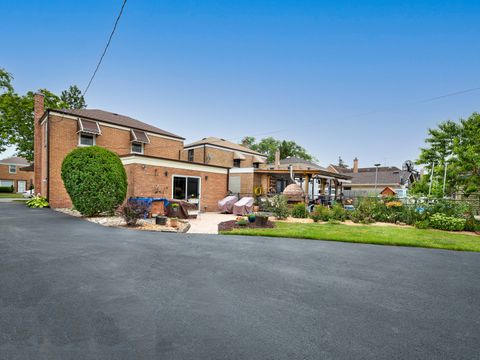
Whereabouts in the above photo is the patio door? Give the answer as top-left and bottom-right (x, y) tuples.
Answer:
(172, 176), (201, 210)
(17, 180), (26, 193)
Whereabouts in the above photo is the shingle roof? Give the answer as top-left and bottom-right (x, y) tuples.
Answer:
(345, 169), (412, 186)
(51, 109), (184, 140)
(184, 137), (266, 156)
(0, 156), (30, 166)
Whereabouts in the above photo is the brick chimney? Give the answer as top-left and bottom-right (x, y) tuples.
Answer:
(274, 149), (281, 167)
(353, 157), (359, 173)
(34, 93), (45, 195)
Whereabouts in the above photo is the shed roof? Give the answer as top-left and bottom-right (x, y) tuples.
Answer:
(0, 156), (30, 166)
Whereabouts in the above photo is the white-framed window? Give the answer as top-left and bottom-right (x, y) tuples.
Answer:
(9, 165), (17, 174)
(0, 180), (14, 188)
(78, 133), (95, 146)
(131, 142), (144, 154)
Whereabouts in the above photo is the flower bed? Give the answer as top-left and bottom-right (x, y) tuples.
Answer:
(218, 219), (275, 232)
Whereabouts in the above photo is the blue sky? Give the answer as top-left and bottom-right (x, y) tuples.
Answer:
(2, 0), (479, 168)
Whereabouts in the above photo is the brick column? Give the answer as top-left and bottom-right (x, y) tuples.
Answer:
(33, 93), (44, 195)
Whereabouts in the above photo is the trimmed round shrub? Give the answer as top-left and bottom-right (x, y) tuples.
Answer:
(61, 146), (127, 216)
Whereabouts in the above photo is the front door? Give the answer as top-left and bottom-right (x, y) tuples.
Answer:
(17, 180), (26, 193)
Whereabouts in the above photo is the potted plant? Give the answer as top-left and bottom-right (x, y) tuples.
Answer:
(247, 213), (256, 223)
(253, 197), (260, 213)
(156, 215), (168, 225)
(236, 218), (248, 227)
(170, 203), (179, 216)
(169, 217), (178, 228)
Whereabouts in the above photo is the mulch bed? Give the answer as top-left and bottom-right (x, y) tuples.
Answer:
(218, 220), (275, 232)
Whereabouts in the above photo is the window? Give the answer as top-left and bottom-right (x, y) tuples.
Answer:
(233, 159), (241, 168)
(188, 149), (194, 162)
(79, 133), (95, 146)
(9, 165), (16, 174)
(344, 186), (351, 191)
(0, 180), (14, 188)
(131, 142), (144, 154)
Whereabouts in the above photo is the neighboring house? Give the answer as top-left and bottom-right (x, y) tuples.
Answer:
(33, 94), (229, 211)
(328, 158), (417, 197)
(0, 156), (34, 192)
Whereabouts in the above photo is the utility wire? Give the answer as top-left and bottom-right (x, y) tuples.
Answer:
(83, 0), (128, 96)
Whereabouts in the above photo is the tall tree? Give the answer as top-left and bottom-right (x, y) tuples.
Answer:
(417, 120), (461, 196)
(61, 85), (87, 109)
(454, 113), (480, 195)
(0, 67), (82, 161)
(240, 136), (315, 163)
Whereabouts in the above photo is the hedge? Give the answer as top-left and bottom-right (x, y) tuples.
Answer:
(0, 186), (14, 193)
(61, 146), (127, 216)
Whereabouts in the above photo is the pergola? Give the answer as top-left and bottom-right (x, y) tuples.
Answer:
(254, 169), (351, 202)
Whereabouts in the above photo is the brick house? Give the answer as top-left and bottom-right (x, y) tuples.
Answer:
(182, 137), (268, 197)
(33, 94), (229, 211)
(182, 137), (349, 201)
(0, 156), (34, 192)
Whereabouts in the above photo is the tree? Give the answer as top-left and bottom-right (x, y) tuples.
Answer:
(240, 136), (315, 163)
(0, 68), (13, 93)
(61, 85), (86, 109)
(417, 114), (480, 197)
(0, 89), (66, 161)
(454, 113), (480, 195)
(417, 120), (461, 196)
(0, 67), (83, 161)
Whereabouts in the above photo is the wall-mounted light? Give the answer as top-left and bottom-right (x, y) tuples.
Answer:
(205, 175), (208, 181)
(142, 164), (146, 170)
(164, 171), (169, 177)
(154, 169), (158, 177)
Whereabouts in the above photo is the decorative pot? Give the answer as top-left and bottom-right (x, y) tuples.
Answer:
(253, 205), (260, 212)
(255, 215), (268, 227)
(156, 216), (167, 225)
(170, 218), (178, 228)
(248, 215), (256, 223)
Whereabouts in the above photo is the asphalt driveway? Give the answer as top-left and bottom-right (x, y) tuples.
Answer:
(1, 203), (479, 359)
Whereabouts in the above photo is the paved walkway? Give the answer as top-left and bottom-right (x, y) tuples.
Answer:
(187, 211), (237, 234)
(1, 203), (480, 359)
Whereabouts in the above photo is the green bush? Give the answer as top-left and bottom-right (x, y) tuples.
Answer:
(0, 185), (14, 193)
(26, 195), (49, 208)
(269, 195), (290, 219)
(429, 213), (466, 231)
(415, 219), (430, 229)
(464, 216), (480, 232)
(291, 203), (308, 218)
(61, 146), (127, 216)
(310, 205), (331, 222)
(331, 203), (347, 221)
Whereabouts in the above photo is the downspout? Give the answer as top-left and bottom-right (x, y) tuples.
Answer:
(226, 168), (230, 195)
(46, 114), (50, 202)
(289, 165), (294, 183)
(203, 144), (206, 163)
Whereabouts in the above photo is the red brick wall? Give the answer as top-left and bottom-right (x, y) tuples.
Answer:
(124, 163), (228, 212)
(44, 113), (227, 210)
(0, 165), (34, 192)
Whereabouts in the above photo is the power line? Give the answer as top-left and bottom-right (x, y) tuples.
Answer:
(83, 0), (128, 96)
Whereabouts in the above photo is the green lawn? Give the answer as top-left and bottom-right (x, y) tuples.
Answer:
(0, 193), (24, 198)
(220, 222), (480, 252)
